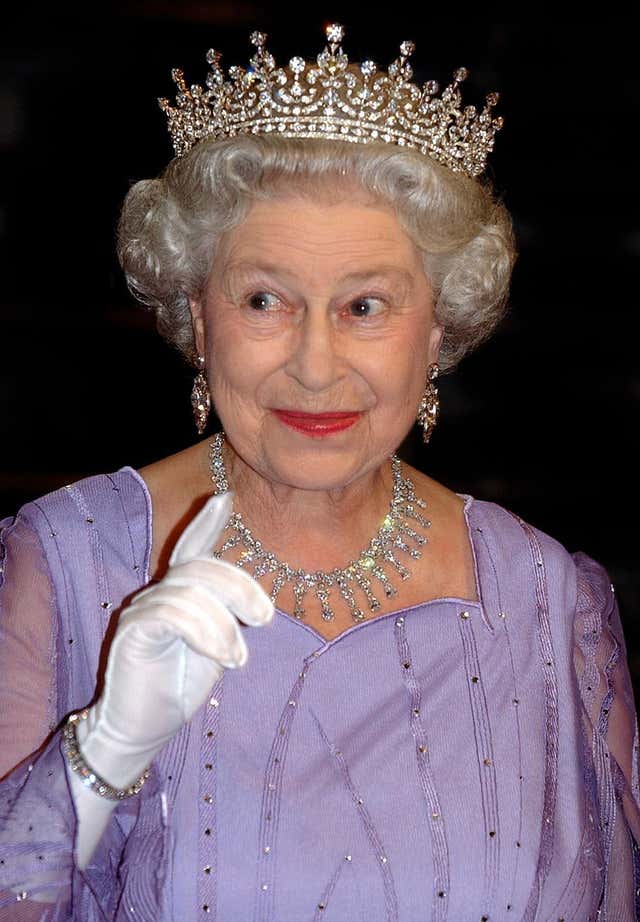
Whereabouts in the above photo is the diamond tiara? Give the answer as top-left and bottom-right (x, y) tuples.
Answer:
(158, 23), (503, 178)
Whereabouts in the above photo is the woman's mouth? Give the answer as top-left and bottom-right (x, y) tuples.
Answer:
(272, 409), (362, 437)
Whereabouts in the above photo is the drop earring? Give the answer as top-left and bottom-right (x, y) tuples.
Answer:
(191, 355), (211, 435)
(417, 362), (440, 444)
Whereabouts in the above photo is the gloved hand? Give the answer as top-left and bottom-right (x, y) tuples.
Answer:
(68, 490), (274, 869)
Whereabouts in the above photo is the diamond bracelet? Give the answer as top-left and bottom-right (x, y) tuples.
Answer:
(62, 709), (151, 800)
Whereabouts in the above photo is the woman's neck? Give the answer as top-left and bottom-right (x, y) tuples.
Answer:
(222, 440), (395, 571)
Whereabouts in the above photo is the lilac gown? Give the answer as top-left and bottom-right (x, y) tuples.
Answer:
(0, 466), (639, 920)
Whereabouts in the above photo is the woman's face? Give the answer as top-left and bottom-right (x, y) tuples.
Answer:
(191, 191), (443, 492)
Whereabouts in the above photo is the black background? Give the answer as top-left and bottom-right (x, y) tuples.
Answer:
(2, 9), (639, 682)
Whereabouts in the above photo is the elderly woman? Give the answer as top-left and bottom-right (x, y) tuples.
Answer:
(1, 24), (639, 921)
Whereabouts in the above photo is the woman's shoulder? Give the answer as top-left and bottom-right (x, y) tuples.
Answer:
(136, 438), (211, 514)
(137, 439), (213, 578)
(1, 465), (153, 579)
(408, 464), (570, 558)
(409, 464), (610, 609)
(0, 466), (154, 626)
(474, 500), (615, 630)
(4, 466), (148, 532)
(2, 440), (208, 582)
(467, 493), (609, 587)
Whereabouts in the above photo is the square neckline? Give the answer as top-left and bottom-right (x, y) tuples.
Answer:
(120, 465), (484, 645)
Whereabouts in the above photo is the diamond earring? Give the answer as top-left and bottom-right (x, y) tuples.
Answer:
(417, 363), (440, 444)
(191, 355), (211, 435)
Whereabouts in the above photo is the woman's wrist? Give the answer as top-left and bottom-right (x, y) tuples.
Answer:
(62, 710), (151, 800)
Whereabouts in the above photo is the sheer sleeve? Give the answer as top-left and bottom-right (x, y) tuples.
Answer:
(0, 515), (58, 780)
(0, 512), (162, 920)
(572, 551), (640, 920)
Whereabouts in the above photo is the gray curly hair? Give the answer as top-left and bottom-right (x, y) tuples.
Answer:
(117, 135), (517, 372)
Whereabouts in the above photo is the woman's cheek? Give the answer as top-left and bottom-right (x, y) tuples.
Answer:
(362, 350), (417, 401)
(210, 349), (273, 413)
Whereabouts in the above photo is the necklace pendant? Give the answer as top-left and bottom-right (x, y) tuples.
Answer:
(406, 508), (431, 530)
(372, 565), (399, 597)
(398, 522), (426, 545)
(293, 581), (307, 619)
(317, 580), (335, 621)
(353, 570), (381, 612)
(336, 572), (361, 615)
(383, 550), (411, 580)
(270, 568), (288, 603)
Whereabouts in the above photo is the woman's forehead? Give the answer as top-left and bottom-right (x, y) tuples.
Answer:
(216, 196), (422, 270)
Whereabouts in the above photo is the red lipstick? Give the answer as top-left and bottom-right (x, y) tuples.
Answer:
(273, 409), (361, 437)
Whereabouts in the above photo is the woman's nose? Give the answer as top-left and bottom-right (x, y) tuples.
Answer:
(284, 307), (344, 393)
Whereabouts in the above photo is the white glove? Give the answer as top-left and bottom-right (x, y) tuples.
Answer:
(68, 491), (274, 869)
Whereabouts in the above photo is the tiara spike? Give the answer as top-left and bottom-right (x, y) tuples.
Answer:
(325, 23), (345, 47)
(250, 31), (267, 48)
(159, 25), (503, 175)
(170, 68), (188, 93)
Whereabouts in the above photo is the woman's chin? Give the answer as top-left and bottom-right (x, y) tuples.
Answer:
(259, 442), (388, 494)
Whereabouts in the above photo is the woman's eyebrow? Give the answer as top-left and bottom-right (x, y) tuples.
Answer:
(224, 260), (276, 274)
(338, 267), (415, 288)
(223, 261), (415, 287)
(219, 261), (278, 295)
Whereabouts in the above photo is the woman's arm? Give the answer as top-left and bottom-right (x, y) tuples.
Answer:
(573, 551), (640, 920)
(0, 513), (140, 916)
(0, 514), (58, 780)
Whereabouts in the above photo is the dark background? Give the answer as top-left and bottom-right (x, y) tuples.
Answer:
(1, 10), (638, 679)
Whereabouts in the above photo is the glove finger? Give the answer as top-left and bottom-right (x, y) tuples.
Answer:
(120, 591), (249, 668)
(121, 598), (247, 669)
(170, 492), (234, 567)
(100, 620), (224, 735)
(162, 558), (275, 626)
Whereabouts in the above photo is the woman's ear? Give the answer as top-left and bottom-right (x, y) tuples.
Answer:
(428, 322), (445, 366)
(189, 298), (206, 357)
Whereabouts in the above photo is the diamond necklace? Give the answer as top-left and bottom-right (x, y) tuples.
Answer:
(208, 431), (431, 623)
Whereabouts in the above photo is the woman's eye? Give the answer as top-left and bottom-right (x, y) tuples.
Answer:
(348, 297), (387, 318)
(247, 291), (281, 311)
